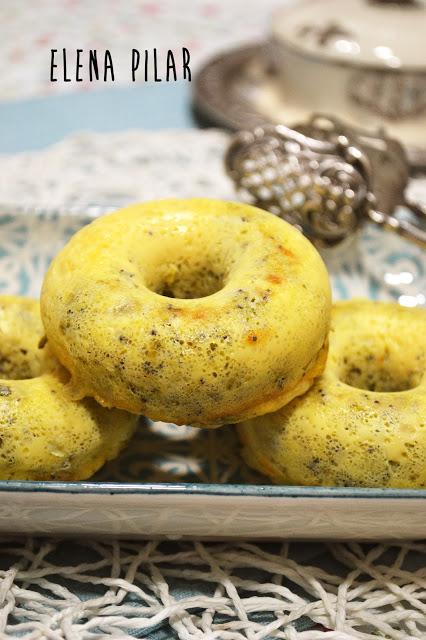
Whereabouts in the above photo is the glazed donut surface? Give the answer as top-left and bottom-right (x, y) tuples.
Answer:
(0, 296), (137, 480)
(239, 299), (426, 488)
(41, 198), (331, 426)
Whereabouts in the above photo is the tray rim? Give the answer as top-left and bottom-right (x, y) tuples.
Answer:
(1, 480), (425, 499)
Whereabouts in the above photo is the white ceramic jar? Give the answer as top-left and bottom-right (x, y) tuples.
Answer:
(270, 0), (426, 151)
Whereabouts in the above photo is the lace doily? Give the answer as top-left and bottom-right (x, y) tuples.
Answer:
(0, 129), (234, 210)
(0, 129), (425, 639)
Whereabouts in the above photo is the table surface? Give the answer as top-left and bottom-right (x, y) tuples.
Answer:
(0, 83), (193, 153)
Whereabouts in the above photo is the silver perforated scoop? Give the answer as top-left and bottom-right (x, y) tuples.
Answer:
(225, 115), (426, 249)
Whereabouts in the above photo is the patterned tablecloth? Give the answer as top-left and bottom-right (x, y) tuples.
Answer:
(0, 0), (287, 102)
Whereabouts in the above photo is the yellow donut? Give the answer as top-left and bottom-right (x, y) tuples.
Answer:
(0, 296), (137, 480)
(239, 300), (426, 488)
(41, 198), (331, 427)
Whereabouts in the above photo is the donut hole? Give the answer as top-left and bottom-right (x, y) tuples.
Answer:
(0, 301), (49, 380)
(0, 342), (43, 380)
(340, 352), (422, 392)
(148, 256), (227, 299)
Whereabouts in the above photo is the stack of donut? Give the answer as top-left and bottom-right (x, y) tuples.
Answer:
(2, 199), (425, 486)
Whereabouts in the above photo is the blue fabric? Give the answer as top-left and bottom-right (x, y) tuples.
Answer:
(0, 82), (193, 153)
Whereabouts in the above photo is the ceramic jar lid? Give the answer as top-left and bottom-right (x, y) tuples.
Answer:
(272, 0), (426, 72)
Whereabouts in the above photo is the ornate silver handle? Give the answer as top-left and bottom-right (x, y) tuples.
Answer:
(225, 117), (426, 249)
(368, 198), (426, 249)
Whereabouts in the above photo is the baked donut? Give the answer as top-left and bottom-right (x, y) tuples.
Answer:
(41, 198), (331, 427)
(239, 299), (426, 488)
(0, 296), (137, 480)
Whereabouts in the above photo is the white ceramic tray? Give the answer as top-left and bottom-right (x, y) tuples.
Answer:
(1, 207), (425, 540)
